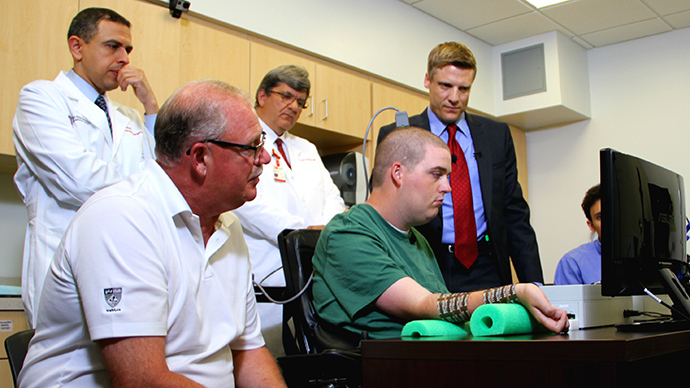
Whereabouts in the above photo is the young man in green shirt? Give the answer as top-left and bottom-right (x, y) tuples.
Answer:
(312, 127), (569, 340)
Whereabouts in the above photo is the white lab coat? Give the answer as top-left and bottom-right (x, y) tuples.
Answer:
(232, 120), (347, 355)
(13, 71), (155, 328)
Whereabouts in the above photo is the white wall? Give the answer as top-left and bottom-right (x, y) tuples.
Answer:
(528, 27), (690, 283)
(0, 173), (26, 282)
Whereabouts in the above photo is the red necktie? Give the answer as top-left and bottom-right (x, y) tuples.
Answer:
(447, 124), (478, 269)
(275, 138), (291, 169)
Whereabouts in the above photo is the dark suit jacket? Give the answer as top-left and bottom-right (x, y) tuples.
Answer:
(378, 109), (544, 287)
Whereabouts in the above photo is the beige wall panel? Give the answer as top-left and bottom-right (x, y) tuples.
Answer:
(179, 17), (250, 93)
(0, 0), (77, 156)
(80, 0), (181, 114)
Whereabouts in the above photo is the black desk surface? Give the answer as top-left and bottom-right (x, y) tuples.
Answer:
(361, 327), (690, 387)
(361, 326), (690, 362)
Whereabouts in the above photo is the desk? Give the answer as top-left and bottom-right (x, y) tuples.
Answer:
(361, 327), (690, 387)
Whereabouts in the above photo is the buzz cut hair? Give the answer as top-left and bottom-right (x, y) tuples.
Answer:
(371, 126), (448, 188)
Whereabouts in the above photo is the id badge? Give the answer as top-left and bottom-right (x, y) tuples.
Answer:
(274, 165), (286, 182)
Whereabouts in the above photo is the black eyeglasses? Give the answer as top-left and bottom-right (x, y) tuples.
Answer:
(270, 90), (309, 109)
(186, 131), (266, 161)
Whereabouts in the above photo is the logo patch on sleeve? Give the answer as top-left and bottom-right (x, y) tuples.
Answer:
(104, 288), (122, 312)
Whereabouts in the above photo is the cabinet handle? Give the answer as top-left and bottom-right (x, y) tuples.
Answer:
(322, 99), (328, 120)
(308, 96), (314, 117)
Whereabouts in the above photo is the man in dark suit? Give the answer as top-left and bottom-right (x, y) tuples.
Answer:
(378, 42), (543, 292)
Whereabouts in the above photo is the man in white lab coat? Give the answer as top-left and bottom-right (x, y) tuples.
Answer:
(233, 65), (347, 356)
(12, 7), (158, 328)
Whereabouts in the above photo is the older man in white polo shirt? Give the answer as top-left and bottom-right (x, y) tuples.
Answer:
(19, 80), (286, 388)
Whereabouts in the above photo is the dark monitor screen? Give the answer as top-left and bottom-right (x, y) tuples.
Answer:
(600, 148), (688, 298)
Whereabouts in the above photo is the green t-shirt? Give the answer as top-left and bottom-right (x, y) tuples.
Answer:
(312, 204), (449, 340)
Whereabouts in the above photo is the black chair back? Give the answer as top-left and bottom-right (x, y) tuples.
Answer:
(4, 329), (34, 387)
(278, 229), (360, 356)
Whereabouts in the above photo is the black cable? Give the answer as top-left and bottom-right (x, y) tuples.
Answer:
(644, 288), (690, 322)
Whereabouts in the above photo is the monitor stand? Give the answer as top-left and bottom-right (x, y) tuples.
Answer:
(616, 267), (690, 332)
(616, 319), (690, 332)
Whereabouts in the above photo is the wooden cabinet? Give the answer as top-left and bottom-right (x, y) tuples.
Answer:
(371, 82), (428, 134)
(313, 63), (371, 139)
(250, 39), (372, 153)
(369, 81), (428, 161)
(0, 0), (180, 173)
(249, 39), (318, 127)
(0, 0), (527, 182)
(81, 0), (182, 116)
(179, 17), (250, 93)
(0, 0), (253, 173)
(0, 0), (77, 172)
(250, 40), (372, 141)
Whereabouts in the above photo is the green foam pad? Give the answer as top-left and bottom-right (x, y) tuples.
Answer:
(470, 303), (544, 337)
(401, 319), (470, 337)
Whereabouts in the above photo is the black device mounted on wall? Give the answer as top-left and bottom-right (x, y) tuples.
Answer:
(169, 0), (190, 18)
(322, 152), (368, 207)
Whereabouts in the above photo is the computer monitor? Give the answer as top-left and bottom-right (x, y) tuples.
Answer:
(600, 148), (690, 326)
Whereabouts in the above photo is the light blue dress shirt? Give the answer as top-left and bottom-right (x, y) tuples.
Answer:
(554, 239), (602, 285)
(426, 107), (486, 244)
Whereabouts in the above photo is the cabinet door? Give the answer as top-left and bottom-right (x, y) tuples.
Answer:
(180, 17), (250, 93)
(249, 40), (317, 127)
(369, 82), (428, 160)
(81, 0), (181, 115)
(314, 63), (371, 139)
(0, 0), (77, 161)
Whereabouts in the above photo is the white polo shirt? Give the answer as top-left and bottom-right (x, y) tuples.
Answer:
(19, 160), (264, 388)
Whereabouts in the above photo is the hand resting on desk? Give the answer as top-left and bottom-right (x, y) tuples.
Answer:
(515, 283), (570, 334)
(376, 278), (569, 334)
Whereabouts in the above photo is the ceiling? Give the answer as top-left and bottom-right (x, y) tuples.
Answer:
(398, 0), (690, 49)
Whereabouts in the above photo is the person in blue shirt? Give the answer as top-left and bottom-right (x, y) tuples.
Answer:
(555, 184), (601, 285)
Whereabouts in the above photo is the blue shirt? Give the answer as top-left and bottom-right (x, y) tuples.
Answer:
(554, 239), (602, 285)
(66, 69), (100, 103)
(427, 107), (486, 243)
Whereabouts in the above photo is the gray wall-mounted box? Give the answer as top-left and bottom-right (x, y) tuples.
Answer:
(493, 31), (591, 130)
(501, 43), (546, 100)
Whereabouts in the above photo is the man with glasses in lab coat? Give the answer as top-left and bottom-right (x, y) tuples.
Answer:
(233, 65), (347, 356)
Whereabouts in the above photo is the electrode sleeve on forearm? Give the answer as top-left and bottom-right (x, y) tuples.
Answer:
(437, 284), (518, 323)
